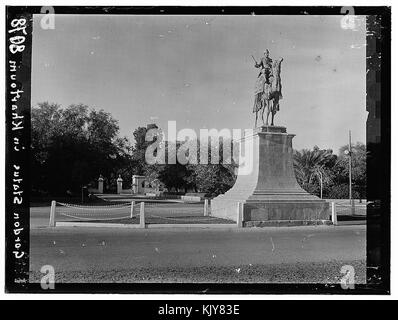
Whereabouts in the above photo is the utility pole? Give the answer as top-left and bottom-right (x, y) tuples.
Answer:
(348, 130), (352, 204)
(347, 131), (355, 215)
(319, 170), (323, 199)
(344, 131), (354, 214)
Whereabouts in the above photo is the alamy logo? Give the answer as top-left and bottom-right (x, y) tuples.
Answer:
(40, 265), (55, 290)
(40, 6), (55, 30)
(340, 265), (355, 290)
(144, 121), (254, 175)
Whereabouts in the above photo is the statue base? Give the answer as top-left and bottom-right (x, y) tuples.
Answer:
(211, 126), (330, 226)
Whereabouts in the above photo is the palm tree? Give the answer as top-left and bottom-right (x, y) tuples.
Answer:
(308, 165), (334, 199)
(293, 147), (336, 197)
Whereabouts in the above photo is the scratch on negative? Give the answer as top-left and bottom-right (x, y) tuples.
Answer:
(270, 237), (275, 252)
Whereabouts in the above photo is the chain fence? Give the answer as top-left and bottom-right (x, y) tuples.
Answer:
(51, 200), (237, 226)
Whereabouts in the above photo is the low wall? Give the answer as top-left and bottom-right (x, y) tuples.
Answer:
(181, 195), (202, 202)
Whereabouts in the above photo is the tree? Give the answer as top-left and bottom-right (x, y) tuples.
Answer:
(131, 124), (159, 175)
(293, 143), (366, 199)
(293, 146), (337, 197)
(143, 139), (196, 193)
(31, 102), (132, 195)
(192, 164), (236, 197)
(139, 133), (238, 196)
(188, 137), (237, 197)
(335, 142), (367, 200)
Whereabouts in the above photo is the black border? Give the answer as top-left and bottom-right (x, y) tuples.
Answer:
(5, 6), (391, 294)
(5, 7), (32, 292)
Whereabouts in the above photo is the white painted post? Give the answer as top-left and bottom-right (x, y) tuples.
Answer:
(331, 202), (337, 226)
(203, 199), (209, 216)
(130, 201), (135, 219)
(98, 176), (104, 194)
(117, 175), (123, 194)
(139, 202), (146, 228)
(132, 175), (138, 194)
(237, 202), (243, 228)
(49, 200), (56, 227)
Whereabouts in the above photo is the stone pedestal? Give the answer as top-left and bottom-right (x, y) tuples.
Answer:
(211, 126), (330, 226)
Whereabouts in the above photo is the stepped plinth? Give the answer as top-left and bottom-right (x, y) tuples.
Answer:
(211, 126), (330, 227)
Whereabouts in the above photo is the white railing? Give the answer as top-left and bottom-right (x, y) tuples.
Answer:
(49, 199), (243, 228)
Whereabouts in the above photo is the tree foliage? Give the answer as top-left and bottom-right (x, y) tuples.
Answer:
(31, 102), (366, 199)
(31, 102), (132, 195)
(140, 135), (237, 196)
(293, 143), (366, 199)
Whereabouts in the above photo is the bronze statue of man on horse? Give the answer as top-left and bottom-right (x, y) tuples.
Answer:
(252, 49), (283, 127)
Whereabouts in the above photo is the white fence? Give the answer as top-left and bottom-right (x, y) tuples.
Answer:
(49, 199), (243, 228)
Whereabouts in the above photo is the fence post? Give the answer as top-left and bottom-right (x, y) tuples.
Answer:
(130, 201), (135, 219)
(203, 199), (209, 216)
(49, 200), (56, 227)
(117, 175), (123, 194)
(237, 202), (243, 228)
(331, 202), (337, 226)
(140, 202), (146, 228)
(98, 175), (104, 194)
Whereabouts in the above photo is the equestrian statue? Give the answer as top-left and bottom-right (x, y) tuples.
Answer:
(252, 49), (283, 127)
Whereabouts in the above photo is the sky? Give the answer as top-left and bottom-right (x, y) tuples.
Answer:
(31, 14), (367, 152)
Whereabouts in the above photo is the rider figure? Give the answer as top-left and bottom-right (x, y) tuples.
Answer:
(255, 49), (273, 84)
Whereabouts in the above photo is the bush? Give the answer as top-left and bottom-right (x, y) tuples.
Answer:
(301, 182), (319, 196)
(328, 184), (360, 199)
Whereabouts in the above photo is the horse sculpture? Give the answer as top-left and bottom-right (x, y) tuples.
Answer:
(253, 58), (283, 127)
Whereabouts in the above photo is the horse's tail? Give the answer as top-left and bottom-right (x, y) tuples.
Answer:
(273, 94), (280, 112)
(274, 100), (279, 112)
